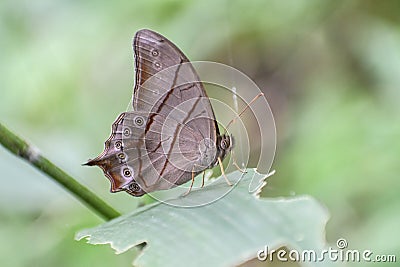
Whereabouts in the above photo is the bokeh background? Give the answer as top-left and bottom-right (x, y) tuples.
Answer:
(1, 0), (399, 266)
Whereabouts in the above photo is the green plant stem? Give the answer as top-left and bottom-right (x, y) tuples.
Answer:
(0, 122), (120, 220)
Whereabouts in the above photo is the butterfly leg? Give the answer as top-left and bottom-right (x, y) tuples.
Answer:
(231, 150), (247, 173)
(218, 157), (232, 186)
(183, 167), (196, 197)
(201, 171), (206, 188)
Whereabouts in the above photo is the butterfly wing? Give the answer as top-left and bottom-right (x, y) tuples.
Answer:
(133, 30), (221, 188)
(84, 112), (148, 196)
(133, 30), (218, 125)
(87, 29), (220, 196)
(85, 110), (212, 196)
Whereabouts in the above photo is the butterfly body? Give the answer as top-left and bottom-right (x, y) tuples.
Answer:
(86, 29), (233, 196)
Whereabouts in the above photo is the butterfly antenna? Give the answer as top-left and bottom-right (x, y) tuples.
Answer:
(225, 92), (264, 131)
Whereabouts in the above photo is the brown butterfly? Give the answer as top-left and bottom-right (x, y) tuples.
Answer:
(85, 29), (233, 196)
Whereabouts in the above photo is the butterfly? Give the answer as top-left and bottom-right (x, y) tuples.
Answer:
(85, 29), (235, 197)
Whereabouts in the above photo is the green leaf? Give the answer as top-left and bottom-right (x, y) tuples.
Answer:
(76, 169), (332, 267)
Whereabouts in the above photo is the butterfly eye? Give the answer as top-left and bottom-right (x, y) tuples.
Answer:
(123, 168), (132, 177)
(115, 141), (122, 150)
(123, 128), (131, 137)
(134, 116), (144, 126)
(151, 49), (159, 57)
(221, 139), (229, 149)
(128, 182), (141, 192)
(117, 153), (126, 160)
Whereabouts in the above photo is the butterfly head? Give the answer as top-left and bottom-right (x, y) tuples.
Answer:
(216, 134), (234, 162)
(219, 134), (233, 150)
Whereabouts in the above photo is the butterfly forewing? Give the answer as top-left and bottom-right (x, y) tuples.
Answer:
(133, 30), (220, 184)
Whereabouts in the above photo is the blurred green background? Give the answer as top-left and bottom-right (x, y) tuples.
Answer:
(1, 0), (399, 266)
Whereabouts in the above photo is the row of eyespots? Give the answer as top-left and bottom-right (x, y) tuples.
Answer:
(122, 116), (145, 127)
(113, 140), (127, 163)
(153, 61), (162, 70)
(117, 152), (127, 161)
(115, 140), (122, 149)
(120, 166), (141, 192)
(121, 116), (146, 138)
(151, 48), (159, 57)
(122, 167), (132, 177)
(149, 48), (162, 70)
(128, 182), (141, 192)
(123, 128), (131, 137)
(134, 116), (145, 126)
